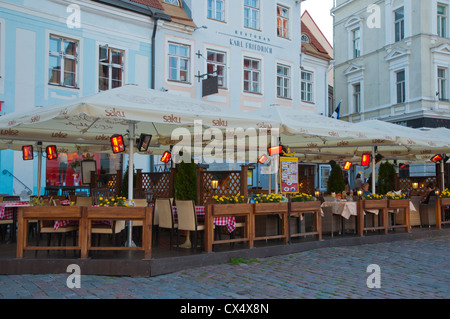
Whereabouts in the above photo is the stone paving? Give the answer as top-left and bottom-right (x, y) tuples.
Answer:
(0, 236), (449, 299)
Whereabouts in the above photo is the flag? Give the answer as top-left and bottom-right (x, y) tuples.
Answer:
(331, 101), (341, 119)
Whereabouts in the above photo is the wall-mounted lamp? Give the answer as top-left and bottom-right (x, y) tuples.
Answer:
(211, 175), (219, 190)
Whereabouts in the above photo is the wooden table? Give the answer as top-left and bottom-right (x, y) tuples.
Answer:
(290, 201), (322, 241)
(320, 200), (357, 236)
(357, 200), (388, 236)
(387, 199), (411, 232)
(436, 198), (450, 229)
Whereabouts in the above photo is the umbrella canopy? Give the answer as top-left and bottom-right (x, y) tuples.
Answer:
(0, 85), (270, 154)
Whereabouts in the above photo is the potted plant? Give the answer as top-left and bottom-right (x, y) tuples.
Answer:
(174, 160), (197, 202)
(290, 193), (321, 211)
(386, 192), (409, 209)
(327, 164), (345, 195)
(377, 162), (396, 195)
(440, 188), (450, 206)
(362, 193), (387, 209)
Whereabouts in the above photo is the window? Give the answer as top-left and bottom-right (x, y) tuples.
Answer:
(301, 34), (310, 43)
(277, 5), (289, 38)
(438, 4), (447, 37)
(438, 68), (447, 100)
(207, 50), (226, 88)
(243, 57), (261, 93)
(164, 0), (180, 5)
(99, 46), (124, 92)
(396, 70), (406, 104)
(352, 28), (361, 58)
(168, 43), (190, 82)
(244, 0), (260, 30)
(301, 71), (314, 102)
(276, 64), (291, 99)
(394, 8), (405, 42)
(48, 35), (78, 88)
(208, 0), (225, 21)
(353, 83), (361, 113)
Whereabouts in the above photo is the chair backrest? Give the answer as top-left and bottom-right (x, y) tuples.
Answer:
(52, 199), (61, 206)
(133, 199), (148, 207)
(176, 200), (197, 231)
(75, 196), (92, 206)
(157, 198), (174, 229)
(0, 197), (3, 203)
(114, 220), (126, 233)
(3, 196), (20, 202)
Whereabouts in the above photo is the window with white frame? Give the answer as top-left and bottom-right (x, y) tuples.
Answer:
(301, 70), (314, 103)
(276, 64), (291, 99)
(396, 69), (406, 104)
(277, 5), (289, 38)
(99, 46), (124, 91)
(353, 83), (361, 113)
(207, 50), (226, 88)
(352, 28), (361, 58)
(208, 0), (225, 21)
(438, 67), (447, 100)
(244, 0), (260, 30)
(243, 57), (261, 93)
(394, 8), (405, 42)
(438, 4), (447, 37)
(168, 43), (190, 82)
(49, 35), (78, 88)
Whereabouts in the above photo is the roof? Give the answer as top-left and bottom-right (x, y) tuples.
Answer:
(130, 0), (164, 10)
(301, 10), (333, 50)
(157, 0), (196, 28)
(301, 22), (332, 61)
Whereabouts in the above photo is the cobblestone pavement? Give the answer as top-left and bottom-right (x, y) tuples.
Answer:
(0, 236), (449, 299)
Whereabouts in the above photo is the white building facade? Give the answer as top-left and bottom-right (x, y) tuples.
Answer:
(332, 0), (450, 128)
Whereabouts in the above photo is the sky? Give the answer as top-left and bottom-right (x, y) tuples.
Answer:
(301, 0), (334, 45)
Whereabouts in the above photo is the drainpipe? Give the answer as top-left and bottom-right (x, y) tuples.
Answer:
(151, 17), (160, 90)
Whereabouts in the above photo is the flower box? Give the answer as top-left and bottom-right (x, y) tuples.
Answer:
(363, 199), (387, 209)
(441, 198), (450, 206)
(291, 200), (321, 212)
(211, 203), (253, 216)
(388, 199), (410, 209)
(254, 202), (288, 214)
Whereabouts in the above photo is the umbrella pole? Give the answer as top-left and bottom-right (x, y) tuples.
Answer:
(440, 160), (445, 191)
(371, 146), (376, 194)
(36, 142), (42, 197)
(126, 122), (136, 248)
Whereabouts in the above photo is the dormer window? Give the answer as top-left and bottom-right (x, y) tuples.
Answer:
(301, 34), (310, 43)
(164, 0), (180, 6)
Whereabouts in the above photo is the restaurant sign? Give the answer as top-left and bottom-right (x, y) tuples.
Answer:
(220, 30), (282, 54)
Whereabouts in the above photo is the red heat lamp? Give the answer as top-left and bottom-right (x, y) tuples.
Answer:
(22, 145), (34, 161)
(46, 145), (58, 160)
(258, 154), (269, 165)
(361, 154), (371, 166)
(344, 161), (352, 170)
(268, 145), (283, 156)
(160, 151), (172, 163)
(431, 154), (443, 163)
(110, 135), (125, 154)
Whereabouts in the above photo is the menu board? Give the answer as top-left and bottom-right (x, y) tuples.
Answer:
(280, 157), (299, 194)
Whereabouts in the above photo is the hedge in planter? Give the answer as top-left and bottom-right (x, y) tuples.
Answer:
(327, 164), (345, 194)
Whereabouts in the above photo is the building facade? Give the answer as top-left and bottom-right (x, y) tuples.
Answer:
(153, 0), (332, 188)
(0, 0), (165, 195)
(332, 0), (450, 128)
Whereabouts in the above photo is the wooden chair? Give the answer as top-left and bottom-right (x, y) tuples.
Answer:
(155, 198), (177, 249)
(176, 200), (205, 251)
(0, 196), (14, 242)
(35, 200), (78, 255)
(90, 220), (126, 247)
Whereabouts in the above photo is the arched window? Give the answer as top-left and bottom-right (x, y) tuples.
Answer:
(301, 34), (310, 43)
(164, 0), (180, 6)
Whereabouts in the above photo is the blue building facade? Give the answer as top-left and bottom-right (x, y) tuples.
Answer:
(0, 0), (163, 195)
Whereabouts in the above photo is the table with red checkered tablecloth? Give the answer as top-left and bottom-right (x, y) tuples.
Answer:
(0, 201), (31, 220)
